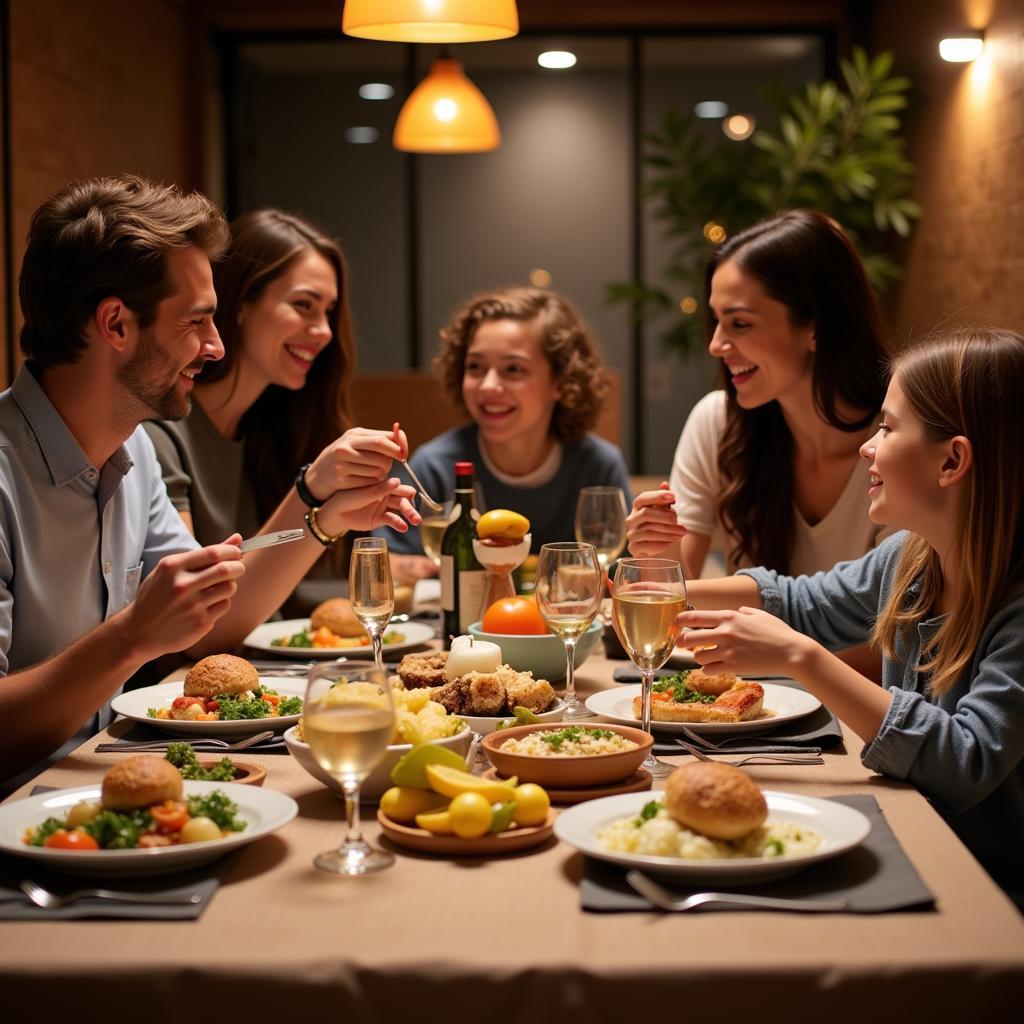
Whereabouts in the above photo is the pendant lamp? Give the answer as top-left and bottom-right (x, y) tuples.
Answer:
(343, 0), (518, 43)
(394, 57), (500, 153)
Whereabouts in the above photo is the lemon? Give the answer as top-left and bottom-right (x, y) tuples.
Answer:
(390, 743), (468, 788)
(476, 509), (530, 541)
(448, 792), (493, 838)
(512, 783), (551, 826)
(379, 786), (448, 824)
(424, 763), (518, 801)
(415, 809), (455, 834)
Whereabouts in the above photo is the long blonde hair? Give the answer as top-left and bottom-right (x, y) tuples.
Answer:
(872, 328), (1024, 695)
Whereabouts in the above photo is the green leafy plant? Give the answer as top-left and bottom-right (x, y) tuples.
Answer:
(608, 48), (920, 359)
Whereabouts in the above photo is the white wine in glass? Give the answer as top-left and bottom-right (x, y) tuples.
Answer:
(350, 537), (394, 673)
(574, 486), (628, 570)
(304, 661), (396, 875)
(612, 558), (687, 779)
(535, 542), (603, 720)
(419, 501), (453, 566)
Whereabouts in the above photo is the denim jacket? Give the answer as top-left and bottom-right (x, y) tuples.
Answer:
(740, 532), (1024, 903)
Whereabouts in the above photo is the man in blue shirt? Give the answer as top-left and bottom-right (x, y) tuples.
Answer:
(0, 175), (417, 780)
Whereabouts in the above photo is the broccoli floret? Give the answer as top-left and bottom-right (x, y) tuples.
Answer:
(28, 817), (66, 846)
(83, 809), (153, 849)
(278, 696), (303, 716)
(187, 791), (246, 832)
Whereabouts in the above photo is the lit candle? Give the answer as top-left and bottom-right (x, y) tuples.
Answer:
(445, 634), (502, 681)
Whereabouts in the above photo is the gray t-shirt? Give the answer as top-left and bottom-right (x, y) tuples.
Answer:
(144, 401), (261, 546)
(741, 532), (1024, 904)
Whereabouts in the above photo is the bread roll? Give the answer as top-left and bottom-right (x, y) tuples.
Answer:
(664, 762), (767, 840)
(102, 755), (184, 810)
(310, 597), (366, 638)
(184, 654), (259, 698)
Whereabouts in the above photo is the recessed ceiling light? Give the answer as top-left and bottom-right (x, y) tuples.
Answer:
(939, 31), (985, 62)
(538, 51), (577, 70)
(359, 83), (395, 100)
(694, 101), (728, 119)
(345, 126), (379, 144)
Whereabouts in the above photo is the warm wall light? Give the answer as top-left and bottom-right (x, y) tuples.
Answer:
(343, 0), (518, 43)
(538, 50), (576, 70)
(723, 114), (755, 141)
(394, 57), (500, 152)
(939, 30), (985, 62)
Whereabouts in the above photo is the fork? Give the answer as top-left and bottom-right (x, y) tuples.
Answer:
(94, 730), (276, 753)
(680, 726), (821, 757)
(674, 738), (824, 767)
(625, 871), (847, 913)
(20, 880), (202, 909)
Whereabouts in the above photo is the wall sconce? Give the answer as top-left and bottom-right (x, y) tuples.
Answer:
(939, 30), (985, 62)
(394, 57), (500, 153)
(343, 0), (518, 43)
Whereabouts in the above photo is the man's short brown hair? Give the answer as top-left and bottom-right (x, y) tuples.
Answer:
(18, 174), (229, 370)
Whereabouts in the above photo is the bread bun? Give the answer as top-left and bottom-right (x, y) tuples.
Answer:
(664, 762), (767, 840)
(310, 597), (365, 638)
(102, 755), (183, 810)
(184, 654), (259, 698)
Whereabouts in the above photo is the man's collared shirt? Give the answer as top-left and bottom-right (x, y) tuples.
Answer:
(0, 364), (197, 681)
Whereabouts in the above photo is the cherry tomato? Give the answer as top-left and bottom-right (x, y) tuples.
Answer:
(205, 699), (220, 712)
(149, 800), (189, 834)
(481, 596), (548, 636)
(171, 696), (204, 711)
(43, 829), (99, 851)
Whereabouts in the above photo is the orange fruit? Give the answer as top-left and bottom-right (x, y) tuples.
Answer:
(481, 596), (549, 635)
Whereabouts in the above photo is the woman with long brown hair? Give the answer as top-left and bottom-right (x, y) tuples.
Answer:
(146, 209), (410, 592)
(627, 209), (891, 578)
(676, 327), (1024, 906)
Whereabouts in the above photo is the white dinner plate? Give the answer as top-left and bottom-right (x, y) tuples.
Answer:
(111, 677), (305, 737)
(243, 618), (435, 658)
(554, 790), (871, 883)
(584, 681), (821, 735)
(0, 780), (298, 877)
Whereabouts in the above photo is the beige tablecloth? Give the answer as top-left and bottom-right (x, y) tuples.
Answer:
(2, 649), (1023, 1021)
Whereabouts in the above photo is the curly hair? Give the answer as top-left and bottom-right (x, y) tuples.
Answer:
(708, 209), (890, 572)
(19, 174), (228, 370)
(433, 287), (610, 445)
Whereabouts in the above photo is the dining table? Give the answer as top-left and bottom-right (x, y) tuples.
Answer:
(2, 637), (1023, 1022)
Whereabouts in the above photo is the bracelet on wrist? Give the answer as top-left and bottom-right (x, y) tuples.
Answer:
(304, 506), (347, 547)
(295, 463), (319, 508)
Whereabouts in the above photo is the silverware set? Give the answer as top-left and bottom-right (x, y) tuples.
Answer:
(673, 737), (824, 767)
(94, 730), (278, 753)
(19, 880), (201, 909)
(624, 871), (847, 913)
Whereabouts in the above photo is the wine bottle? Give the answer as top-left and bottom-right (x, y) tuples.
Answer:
(440, 461), (486, 646)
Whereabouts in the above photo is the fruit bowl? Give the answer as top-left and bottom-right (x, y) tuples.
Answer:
(284, 725), (472, 802)
(467, 618), (603, 682)
(481, 722), (652, 788)
(458, 699), (566, 737)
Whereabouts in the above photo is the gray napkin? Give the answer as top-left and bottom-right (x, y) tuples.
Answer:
(0, 787), (232, 920)
(102, 722), (289, 754)
(579, 794), (935, 914)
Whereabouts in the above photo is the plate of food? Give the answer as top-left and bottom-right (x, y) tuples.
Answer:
(585, 670), (821, 735)
(554, 762), (870, 883)
(1, 756), (297, 876)
(244, 598), (434, 657)
(111, 655), (305, 736)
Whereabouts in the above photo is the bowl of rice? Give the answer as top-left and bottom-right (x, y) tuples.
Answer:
(481, 722), (652, 787)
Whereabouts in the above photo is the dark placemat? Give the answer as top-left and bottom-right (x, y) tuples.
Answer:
(0, 787), (234, 920)
(102, 721), (289, 754)
(579, 794), (935, 914)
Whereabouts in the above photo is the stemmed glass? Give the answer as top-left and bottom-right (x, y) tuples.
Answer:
(350, 537), (394, 674)
(304, 661), (396, 874)
(535, 542), (603, 720)
(574, 486), (628, 571)
(611, 558), (688, 779)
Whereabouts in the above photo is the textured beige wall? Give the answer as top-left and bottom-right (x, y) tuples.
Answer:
(2, 0), (190, 382)
(873, 0), (1023, 342)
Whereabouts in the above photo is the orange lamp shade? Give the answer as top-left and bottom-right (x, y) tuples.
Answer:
(343, 0), (518, 43)
(394, 58), (500, 153)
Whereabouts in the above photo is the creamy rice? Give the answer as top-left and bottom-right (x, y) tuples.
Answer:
(597, 804), (821, 859)
(502, 727), (638, 758)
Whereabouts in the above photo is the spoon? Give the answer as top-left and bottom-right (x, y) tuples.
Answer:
(391, 422), (444, 513)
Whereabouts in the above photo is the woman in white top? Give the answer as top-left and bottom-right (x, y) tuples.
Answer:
(627, 209), (891, 581)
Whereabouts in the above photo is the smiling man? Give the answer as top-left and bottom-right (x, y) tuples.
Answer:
(0, 175), (417, 781)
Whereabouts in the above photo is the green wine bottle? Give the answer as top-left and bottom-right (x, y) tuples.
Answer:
(440, 461), (486, 646)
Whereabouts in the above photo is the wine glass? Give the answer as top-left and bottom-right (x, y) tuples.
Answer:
(304, 661), (396, 874)
(574, 486), (628, 571)
(535, 542), (603, 720)
(350, 537), (394, 674)
(419, 499), (454, 568)
(611, 558), (688, 779)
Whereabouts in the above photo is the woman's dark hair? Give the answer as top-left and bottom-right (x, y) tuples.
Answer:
(706, 209), (890, 571)
(199, 209), (355, 524)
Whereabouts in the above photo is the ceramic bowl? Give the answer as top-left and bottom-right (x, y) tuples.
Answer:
(467, 618), (603, 682)
(284, 725), (472, 802)
(457, 699), (566, 738)
(196, 760), (267, 787)
(481, 722), (653, 787)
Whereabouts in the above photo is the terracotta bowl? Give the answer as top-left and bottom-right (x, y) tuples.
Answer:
(482, 722), (653, 788)
(196, 760), (267, 787)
